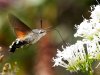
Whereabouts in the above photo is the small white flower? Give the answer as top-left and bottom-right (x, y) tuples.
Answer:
(91, 5), (100, 22)
(84, 40), (99, 59)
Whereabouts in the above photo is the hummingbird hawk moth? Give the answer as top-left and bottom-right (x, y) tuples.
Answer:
(9, 14), (47, 52)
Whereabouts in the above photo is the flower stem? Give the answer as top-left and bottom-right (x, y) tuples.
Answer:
(85, 67), (93, 75)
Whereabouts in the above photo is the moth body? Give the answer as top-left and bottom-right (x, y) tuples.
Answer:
(9, 29), (46, 52)
(8, 14), (46, 52)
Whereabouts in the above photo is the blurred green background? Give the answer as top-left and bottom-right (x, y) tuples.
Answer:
(0, 0), (98, 75)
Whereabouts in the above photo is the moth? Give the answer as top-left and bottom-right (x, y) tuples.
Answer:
(9, 14), (47, 52)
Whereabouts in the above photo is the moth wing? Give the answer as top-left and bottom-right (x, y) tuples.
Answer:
(9, 14), (32, 39)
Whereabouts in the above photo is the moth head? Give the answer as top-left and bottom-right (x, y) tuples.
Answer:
(32, 29), (46, 37)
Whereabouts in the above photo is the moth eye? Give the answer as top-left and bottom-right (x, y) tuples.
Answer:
(39, 30), (44, 34)
(40, 31), (44, 34)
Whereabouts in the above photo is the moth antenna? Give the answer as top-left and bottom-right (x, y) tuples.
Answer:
(54, 28), (67, 46)
(40, 19), (43, 28)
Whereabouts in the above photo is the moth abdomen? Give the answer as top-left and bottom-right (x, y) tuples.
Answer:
(9, 40), (28, 52)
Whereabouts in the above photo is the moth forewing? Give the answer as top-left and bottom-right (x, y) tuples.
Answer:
(9, 14), (32, 38)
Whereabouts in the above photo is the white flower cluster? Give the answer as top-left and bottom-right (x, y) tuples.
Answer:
(53, 5), (100, 72)
(74, 5), (100, 39)
(53, 41), (87, 71)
